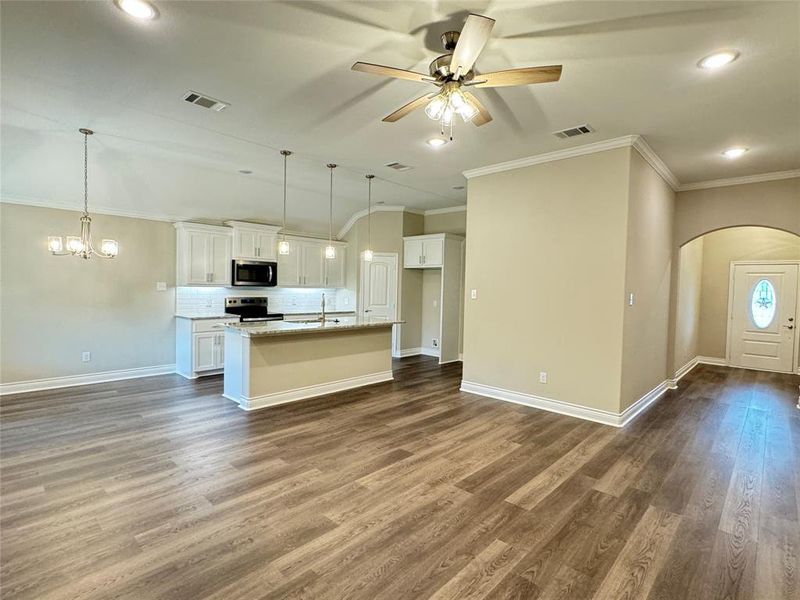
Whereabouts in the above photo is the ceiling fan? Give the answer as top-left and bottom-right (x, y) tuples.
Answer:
(351, 14), (562, 139)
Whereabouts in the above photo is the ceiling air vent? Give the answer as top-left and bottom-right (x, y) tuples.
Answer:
(182, 90), (229, 112)
(385, 162), (413, 172)
(553, 124), (594, 139)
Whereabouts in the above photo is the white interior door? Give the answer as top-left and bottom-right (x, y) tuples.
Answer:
(728, 263), (798, 372)
(360, 253), (399, 353)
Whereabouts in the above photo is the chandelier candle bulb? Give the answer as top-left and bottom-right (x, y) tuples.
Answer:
(48, 236), (63, 253)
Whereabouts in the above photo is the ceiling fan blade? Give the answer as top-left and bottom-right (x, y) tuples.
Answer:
(352, 62), (430, 83)
(463, 92), (493, 126)
(472, 65), (563, 88)
(382, 93), (436, 122)
(450, 14), (495, 76)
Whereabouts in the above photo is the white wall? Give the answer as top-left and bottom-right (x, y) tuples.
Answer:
(462, 147), (632, 413)
(1, 204), (176, 383)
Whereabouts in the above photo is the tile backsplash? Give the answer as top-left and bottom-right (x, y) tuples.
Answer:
(176, 286), (355, 315)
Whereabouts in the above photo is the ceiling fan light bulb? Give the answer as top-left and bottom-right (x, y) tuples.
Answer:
(457, 102), (479, 123)
(425, 96), (446, 121)
(449, 89), (467, 109)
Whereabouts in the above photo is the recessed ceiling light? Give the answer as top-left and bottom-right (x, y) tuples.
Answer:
(698, 50), (739, 70)
(115, 0), (157, 20)
(426, 138), (448, 148)
(722, 147), (748, 159)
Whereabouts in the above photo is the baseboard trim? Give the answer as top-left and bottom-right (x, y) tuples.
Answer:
(235, 371), (394, 411)
(696, 355), (728, 366)
(0, 364), (177, 395)
(460, 379), (669, 428)
(397, 347), (422, 358)
(421, 347), (440, 358)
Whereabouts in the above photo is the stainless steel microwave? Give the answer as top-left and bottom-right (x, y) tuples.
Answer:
(231, 260), (277, 287)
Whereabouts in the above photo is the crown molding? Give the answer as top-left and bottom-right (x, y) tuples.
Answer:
(462, 134), (681, 191)
(630, 136), (680, 190)
(676, 169), (800, 192)
(0, 194), (183, 222)
(462, 135), (640, 180)
(424, 205), (467, 215)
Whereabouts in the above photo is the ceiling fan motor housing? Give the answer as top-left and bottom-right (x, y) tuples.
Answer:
(441, 31), (460, 51)
(429, 53), (474, 82)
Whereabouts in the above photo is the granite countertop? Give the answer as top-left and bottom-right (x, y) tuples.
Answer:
(175, 311), (356, 320)
(226, 316), (402, 338)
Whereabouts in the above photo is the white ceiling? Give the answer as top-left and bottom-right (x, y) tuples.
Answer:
(2, 1), (798, 235)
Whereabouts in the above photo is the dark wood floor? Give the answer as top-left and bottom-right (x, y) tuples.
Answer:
(1, 357), (798, 600)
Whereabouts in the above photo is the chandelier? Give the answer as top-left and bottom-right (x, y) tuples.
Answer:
(48, 128), (118, 259)
(424, 82), (479, 140)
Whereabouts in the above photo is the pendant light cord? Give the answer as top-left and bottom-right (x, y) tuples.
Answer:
(280, 150), (292, 240)
(366, 174), (374, 250)
(327, 164), (337, 245)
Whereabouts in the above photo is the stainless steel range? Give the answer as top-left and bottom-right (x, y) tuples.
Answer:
(224, 297), (284, 322)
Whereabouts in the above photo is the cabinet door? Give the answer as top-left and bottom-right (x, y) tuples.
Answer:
(302, 242), (325, 287)
(404, 239), (424, 268)
(208, 234), (232, 285)
(193, 333), (217, 371)
(277, 239), (301, 286)
(256, 233), (277, 261)
(235, 230), (258, 260)
(324, 247), (346, 287)
(214, 332), (225, 368)
(186, 232), (210, 283)
(422, 239), (443, 267)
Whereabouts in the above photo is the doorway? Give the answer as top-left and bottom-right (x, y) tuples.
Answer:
(727, 261), (799, 372)
(359, 252), (400, 356)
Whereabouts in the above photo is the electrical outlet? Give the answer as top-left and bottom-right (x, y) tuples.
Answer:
(155, 281), (167, 291)
(82, 351), (91, 362)
(539, 371), (548, 384)
(471, 289), (477, 299)
(432, 339), (439, 348)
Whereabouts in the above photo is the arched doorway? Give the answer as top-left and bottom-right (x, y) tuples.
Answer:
(673, 226), (800, 375)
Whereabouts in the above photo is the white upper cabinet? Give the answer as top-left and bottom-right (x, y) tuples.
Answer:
(225, 222), (281, 261)
(301, 241), (325, 287)
(403, 235), (444, 268)
(277, 238), (302, 286)
(175, 223), (348, 288)
(324, 246), (346, 288)
(175, 223), (233, 285)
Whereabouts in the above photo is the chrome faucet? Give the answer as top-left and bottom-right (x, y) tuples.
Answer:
(320, 293), (326, 323)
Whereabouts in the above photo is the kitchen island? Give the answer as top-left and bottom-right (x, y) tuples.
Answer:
(223, 317), (401, 410)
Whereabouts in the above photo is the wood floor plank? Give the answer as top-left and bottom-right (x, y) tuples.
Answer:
(1, 358), (797, 599)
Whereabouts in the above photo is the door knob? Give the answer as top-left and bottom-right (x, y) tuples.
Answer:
(784, 324), (794, 329)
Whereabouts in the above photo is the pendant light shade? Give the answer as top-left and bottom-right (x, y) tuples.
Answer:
(363, 174), (375, 262)
(325, 163), (337, 260)
(47, 128), (118, 259)
(278, 149), (292, 255)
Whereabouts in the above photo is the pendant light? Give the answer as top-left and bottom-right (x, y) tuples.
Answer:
(48, 128), (118, 259)
(325, 163), (337, 260)
(278, 150), (292, 255)
(362, 174), (375, 262)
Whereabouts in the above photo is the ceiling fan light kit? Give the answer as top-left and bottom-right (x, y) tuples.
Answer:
(351, 13), (562, 141)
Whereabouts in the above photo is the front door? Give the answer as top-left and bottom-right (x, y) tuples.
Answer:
(729, 263), (798, 372)
(360, 253), (399, 353)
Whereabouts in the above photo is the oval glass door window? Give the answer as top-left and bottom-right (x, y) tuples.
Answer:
(751, 279), (776, 329)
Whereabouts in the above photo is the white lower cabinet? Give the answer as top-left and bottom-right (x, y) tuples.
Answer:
(176, 317), (239, 378)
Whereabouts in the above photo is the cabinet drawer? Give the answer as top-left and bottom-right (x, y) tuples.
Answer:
(192, 318), (239, 333)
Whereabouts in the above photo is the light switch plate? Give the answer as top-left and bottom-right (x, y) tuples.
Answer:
(471, 289), (477, 299)
(628, 293), (635, 306)
(539, 372), (547, 384)
(156, 281), (167, 291)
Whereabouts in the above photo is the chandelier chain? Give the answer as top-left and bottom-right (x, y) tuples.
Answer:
(83, 131), (89, 215)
